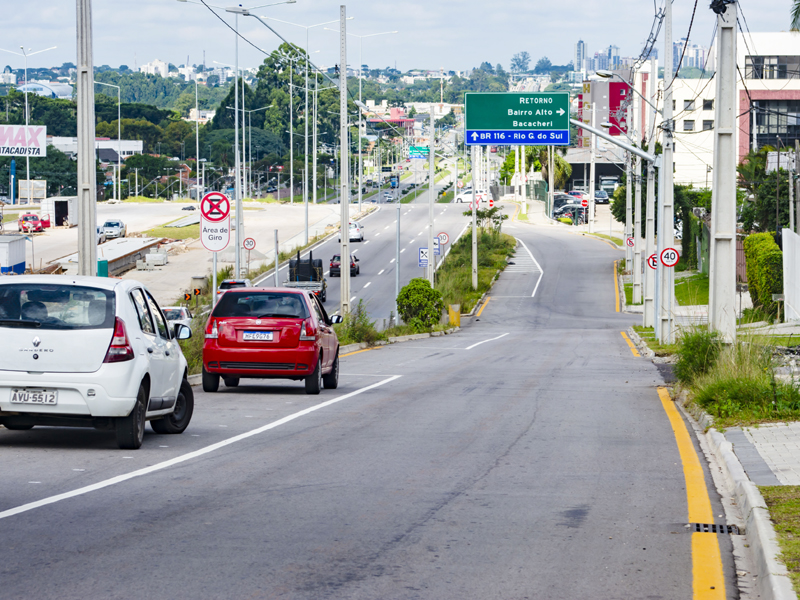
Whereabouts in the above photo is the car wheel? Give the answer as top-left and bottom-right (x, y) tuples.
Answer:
(116, 384), (147, 449)
(223, 377), (240, 388)
(321, 290), (327, 302)
(322, 352), (339, 390)
(202, 366), (220, 392)
(151, 379), (194, 434)
(304, 358), (322, 395)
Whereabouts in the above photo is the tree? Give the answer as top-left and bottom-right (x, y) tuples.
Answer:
(534, 56), (552, 74)
(396, 278), (444, 329)
(407, 105), (417, 117)
(510, 51), (531, 73)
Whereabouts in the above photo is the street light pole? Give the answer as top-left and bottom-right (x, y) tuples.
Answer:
(338, 5), (351, 315)
(76, 1), (96, 276)
(427, 105), (435, 284)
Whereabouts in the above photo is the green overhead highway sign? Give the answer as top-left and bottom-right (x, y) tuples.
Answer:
(465, 92), (570, 146)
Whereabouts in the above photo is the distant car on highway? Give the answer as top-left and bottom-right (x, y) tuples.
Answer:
(594, 190), (610, 204)
(217, 278), (254, 295)
(329, 254), (359, 277)
(181, 205), (197, 211)
(0, 275), (194, 449)
(201, 288), (343, 395)
(338, 221), (365, 242)
(18, 213), (43, 233)
(455, 190), (487, 203)
(102, 219), (127, 239)
(163, 306), (193, 329)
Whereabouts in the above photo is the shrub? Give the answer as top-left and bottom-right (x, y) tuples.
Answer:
(397, 278), (444, 328)
(674, 328), (722, 383)
(743, 232), (783, 315)
(333, 300), (382, 345)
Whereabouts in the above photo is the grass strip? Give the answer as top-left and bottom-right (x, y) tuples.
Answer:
(675, 273), (709, 306)
(632, 325), (680, 357)
(760, 486), (800, 596)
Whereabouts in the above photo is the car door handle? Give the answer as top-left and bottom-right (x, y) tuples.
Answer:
(147, 347), (154, 353)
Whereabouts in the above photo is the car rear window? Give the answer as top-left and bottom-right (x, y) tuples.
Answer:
(212, 292), (310, 319)
(163, 309), (183, 320)
(0, 284), (116, 330)
(219, 281), (246, 290)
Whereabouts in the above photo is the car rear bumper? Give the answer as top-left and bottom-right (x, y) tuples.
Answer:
(203, 345), (319, 378)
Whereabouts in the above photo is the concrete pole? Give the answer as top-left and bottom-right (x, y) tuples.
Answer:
(589, 103), (596, 232)
(521, 145), (527, 214)
(644, 57), (658, 327)
(273, 230), (279, 287)
(195, 77), (200, 201)
(708, 1), (738, 342)
(305, 31), (310, 221)
(76, 0), (97, 276)
(796, 139), (800, 233)
(790, 152), (795, 233)
(289, 63), (293, 205)
(233, 16), (242, 278)
(395, 202), (400, 323)
(427, 105), (435, 284)
(515, 145), (520, 201)
(338, 6), (351, 314)
(658, 0), (676, 343)
(548, 145), (554, 218)
(633, 153), (643, 303)
(471, 145), (478, 290)
(625, 104), (633, 268)
(358, 37), (363, 214)
(313, 73), (318, 204)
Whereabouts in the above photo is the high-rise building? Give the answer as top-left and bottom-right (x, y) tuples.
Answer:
(574, 40), (587, 71)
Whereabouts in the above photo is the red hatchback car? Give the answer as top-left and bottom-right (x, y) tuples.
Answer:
(202, 288), (343, 395)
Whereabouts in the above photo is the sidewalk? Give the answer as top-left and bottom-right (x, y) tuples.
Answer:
(725, 424), (800, 486)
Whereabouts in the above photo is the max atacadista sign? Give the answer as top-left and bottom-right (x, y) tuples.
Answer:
(465, 92), (570, 146)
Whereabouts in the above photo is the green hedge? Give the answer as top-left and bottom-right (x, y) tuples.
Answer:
(743, 232), (783, 316)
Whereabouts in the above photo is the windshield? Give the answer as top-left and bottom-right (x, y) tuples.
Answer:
(21, 215), (37, 221)
(103, 221), (119, 228)
(212, 292), (309, 319)
(595, 191), (608, 198)
(0, 284), (115, 330)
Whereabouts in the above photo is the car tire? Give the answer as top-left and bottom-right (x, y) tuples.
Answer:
(223, 377), (240, 388)
(304, 358), (322, 395)
(3, 423), (33, 431)
(322, 352), (339, 390)
(202, 367), (220, 392)
(116, 384), (147, 449)
(151, 379), (194, 434)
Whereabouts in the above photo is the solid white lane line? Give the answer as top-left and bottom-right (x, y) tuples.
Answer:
(465, 332), (510, 350)
(363, 282), (371, 288)
(516, 238), (544, 298)
(0, 376), (402, 522)
(378, 269), (385, 275)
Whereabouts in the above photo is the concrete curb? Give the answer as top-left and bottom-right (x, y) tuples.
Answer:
(674, 394), (797, 600)
(626, 326), (655, 359)
(188, 373), (201, 387)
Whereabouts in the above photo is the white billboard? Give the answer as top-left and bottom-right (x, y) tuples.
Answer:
(0, 125), (47, 157)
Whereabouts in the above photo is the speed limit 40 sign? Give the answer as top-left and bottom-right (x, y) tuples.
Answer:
(660, 247), (680, 268)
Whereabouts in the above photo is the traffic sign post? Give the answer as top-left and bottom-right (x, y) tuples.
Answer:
(465, 92), (570, 146)
(647, 254), (658, 270)
(433, 237), (441, 256)
(437, 232), (449, 245)
(200, 192), (231, 300)
(660, 247), (680, 268)
(243, 238), (256, 275)
(457, 181), (464, 189)
(418, 247), (429, 268)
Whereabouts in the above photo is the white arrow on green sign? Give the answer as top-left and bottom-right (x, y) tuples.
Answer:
(465, 92), (570, 146)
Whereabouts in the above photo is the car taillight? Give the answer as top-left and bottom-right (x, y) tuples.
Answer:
(299, 318), (316, 341)
(104, 317), (135, 363)
(205, 319), (218, 339)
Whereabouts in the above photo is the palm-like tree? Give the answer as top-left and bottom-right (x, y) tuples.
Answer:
(792, 3), (800, 30)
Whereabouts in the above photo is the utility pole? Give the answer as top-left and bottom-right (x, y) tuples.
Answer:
(427, 105), (435, 284)
(588, 103), (596, 232)
(796, 139), (800, 233)
(289, 62), (293, 205)
(708, 0), (738, 342)
(625, 103), (633, 269)
(395, 202), (400, 324)
(658, 0), (676, 343)
(338, 5), (350, 315)
(644, 56), (657, 327)
(789, 149), (795, 233)
(233, 18), (242, 278)
(521, 144), (527, 214)
(471, 145), (478, 290)
(76, 0), (96, 277)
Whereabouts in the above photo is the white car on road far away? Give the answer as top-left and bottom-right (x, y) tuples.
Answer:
(163, 306), (193, 330)
(0, 276), (194, 449)
(455, 190), (488, 203)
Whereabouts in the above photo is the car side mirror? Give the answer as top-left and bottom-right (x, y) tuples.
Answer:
(175, 324), (192, 340)
(329, 315), (343, 324)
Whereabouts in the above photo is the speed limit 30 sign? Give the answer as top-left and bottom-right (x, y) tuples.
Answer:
(660, 247), (680, 268)
(243, 237), (256, 251)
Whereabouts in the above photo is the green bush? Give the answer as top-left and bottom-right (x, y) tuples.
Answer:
(397, 278), (444, 328)
(674, 328), (722, 383)
(744, 232), (783, 315)
(333, 300), (382, 345)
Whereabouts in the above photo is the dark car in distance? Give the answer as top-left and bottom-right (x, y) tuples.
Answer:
(329, 254), (359, 277)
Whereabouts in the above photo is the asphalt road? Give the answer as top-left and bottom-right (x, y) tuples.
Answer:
(0, 221), (737, 599)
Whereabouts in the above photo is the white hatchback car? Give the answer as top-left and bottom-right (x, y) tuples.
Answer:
(338, 221), (365, 242)
(0, 276), (194, 449)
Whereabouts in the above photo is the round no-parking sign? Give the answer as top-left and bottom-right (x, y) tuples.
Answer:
(200, 192), (230, 223)
(647, 254), (658, 270)
(660, 247), (680, 268)
(625, 237), (634, 248)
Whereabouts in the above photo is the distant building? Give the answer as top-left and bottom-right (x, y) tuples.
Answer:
(16, 81), (73, 99)
(139, 59), (168, 78)
(574, 40), (587, 72)
(48, 136), (144, 159)
(186, 108), (216, 124)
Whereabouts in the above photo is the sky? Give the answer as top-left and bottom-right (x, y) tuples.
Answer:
(0, 1), (794, 76)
